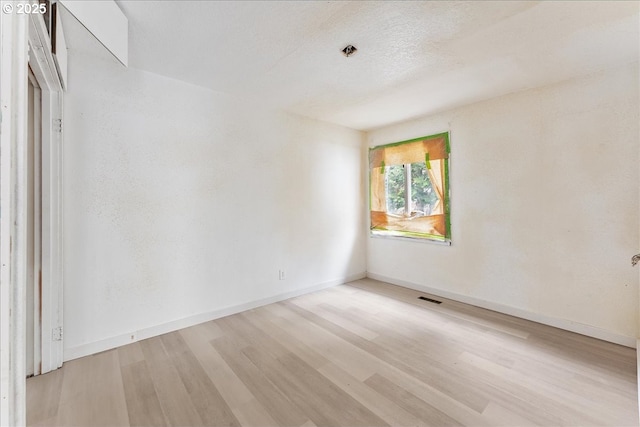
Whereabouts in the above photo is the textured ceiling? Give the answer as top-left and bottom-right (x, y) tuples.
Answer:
(68, 1), (639, 131)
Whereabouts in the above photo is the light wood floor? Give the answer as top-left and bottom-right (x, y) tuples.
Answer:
(27, 279), (638, 426)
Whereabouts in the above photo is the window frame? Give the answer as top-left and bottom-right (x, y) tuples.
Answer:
(368, 132), (451, 244)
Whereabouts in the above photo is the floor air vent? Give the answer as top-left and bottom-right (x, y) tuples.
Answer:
(418, 296), (442, 304)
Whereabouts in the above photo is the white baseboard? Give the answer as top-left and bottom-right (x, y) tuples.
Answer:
(637, 339), (640, 419)
(64, 272), (366, 362)
(366, 272), (636, 348)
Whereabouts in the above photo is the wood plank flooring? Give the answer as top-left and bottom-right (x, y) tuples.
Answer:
(27, 279), (638, 426)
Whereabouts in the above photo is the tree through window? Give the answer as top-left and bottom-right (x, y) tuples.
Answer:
(369, 133), (451, 242)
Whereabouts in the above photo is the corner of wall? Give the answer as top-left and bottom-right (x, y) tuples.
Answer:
(63, 272), (366, 362)
(366, 272), (636, 348)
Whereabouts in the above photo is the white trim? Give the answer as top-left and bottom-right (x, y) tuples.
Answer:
(0, 7), (29, 427)
(367, 272), (636, 348)
(637, 338), (639, 420)
(54, 7), (68, 90)
(370, 233), (452, 246)
(638, 303), (640, 411)
(64, 272), (366, 361)
(27, 12), (64, 374)
(26, 69), (43, 377)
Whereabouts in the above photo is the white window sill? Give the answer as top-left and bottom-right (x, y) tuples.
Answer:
(369, 232), (452, 246)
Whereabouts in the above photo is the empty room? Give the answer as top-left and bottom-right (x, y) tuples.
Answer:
(1, 1), (639, 426)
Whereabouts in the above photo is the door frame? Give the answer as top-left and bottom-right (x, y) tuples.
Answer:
(0, 9), (64, 425)
(0, 8), (29, 427)
(28, 9), (64, 375)
(26, 67), (43, 378)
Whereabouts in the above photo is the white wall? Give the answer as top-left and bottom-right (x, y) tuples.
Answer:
(63, 45), (366, 359)
(367, 63), (639, 346)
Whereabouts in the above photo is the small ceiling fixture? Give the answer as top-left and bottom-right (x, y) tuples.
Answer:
(341, 45), (357, 57)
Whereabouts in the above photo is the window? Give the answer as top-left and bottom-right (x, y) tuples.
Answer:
(369, 132), (451, 243)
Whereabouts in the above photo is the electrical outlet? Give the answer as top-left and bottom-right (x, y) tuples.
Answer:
(278, 269), (285, 280)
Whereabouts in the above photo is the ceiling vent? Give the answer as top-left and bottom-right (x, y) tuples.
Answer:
(341, 45), (357, 57)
